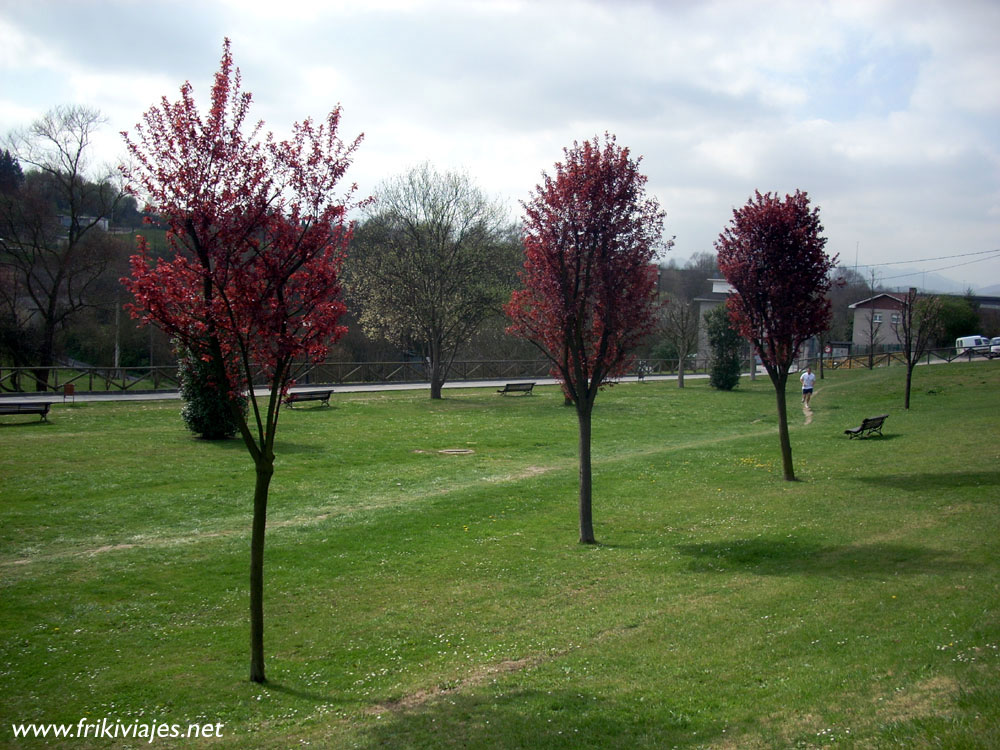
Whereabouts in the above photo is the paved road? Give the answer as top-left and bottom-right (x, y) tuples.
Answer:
(1, 373), (716, 403)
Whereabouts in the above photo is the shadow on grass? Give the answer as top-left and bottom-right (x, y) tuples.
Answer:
(0, 419), (53, 429)
(284, 404), (338, 413)
(841, 433), (902, 441)
(855, 471), (1000, 493)
(196, 437), (328, 455)
(264, 680), (334, 703)
(356, 689), (717, 750)
(676, 537), (975, 577)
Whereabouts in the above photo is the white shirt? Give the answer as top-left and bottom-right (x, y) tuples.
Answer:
(800, 371), (816, 389)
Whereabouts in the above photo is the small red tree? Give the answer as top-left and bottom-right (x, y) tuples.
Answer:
(121, 40), (364, 683)
(506, 135), (667, 544)
(716, 190), (836, 481)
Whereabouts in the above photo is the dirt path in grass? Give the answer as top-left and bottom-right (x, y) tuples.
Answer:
(2, 427), (780, 568)
(363, 654), (547, 715)
(362, 614), (665, 717)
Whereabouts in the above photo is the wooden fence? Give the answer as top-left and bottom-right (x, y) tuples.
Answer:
(816, 346), (992, 371)
(2, 347), (990, 395)
(0, 357), (717, 394)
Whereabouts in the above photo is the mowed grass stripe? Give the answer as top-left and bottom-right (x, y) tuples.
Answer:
(1, 420), (795, 567)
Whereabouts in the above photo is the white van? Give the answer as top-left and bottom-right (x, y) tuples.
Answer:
(955, 335), (990, 355)
(989, 337), (1000, 359)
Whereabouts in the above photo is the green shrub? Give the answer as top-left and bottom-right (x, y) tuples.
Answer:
(177, 346), (247, 439)
(705, 305), (741, 390)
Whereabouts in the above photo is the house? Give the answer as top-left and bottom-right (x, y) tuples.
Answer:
(58, 214), (109, 232)
(693, 278), (823, 366)
(692, 278), (734, 358)
(848, 293), (906, 352)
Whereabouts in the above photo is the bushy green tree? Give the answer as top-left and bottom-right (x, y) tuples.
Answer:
(177, 346), (247, 440)
(705, 304), (741, 391)
(346, 164), (520, 399)
(935, 296), (980, 346)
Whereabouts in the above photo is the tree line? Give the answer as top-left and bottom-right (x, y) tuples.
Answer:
(1, 116), (989, 391)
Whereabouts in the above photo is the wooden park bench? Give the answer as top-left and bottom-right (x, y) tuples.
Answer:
(844, 414), (888, 439)
(496, 382), (535, 396)
(285, 390), (333, 408)
(0, 401), (52, 422)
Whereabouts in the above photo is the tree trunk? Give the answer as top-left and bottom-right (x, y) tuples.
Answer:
(677, 357), (685, 388)
(430, 373), (444, 400)
(31, 368), (50, 392)
(33, 323), (57, 392)
(249, 458), (274, 683)
(773, 376), (796, 481)
(576, 403), (596, 544)
(904, 362), (914, 410)
(428, 339), (444, 399)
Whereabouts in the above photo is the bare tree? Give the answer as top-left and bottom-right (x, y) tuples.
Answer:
(1, 106), (124, 388)
(828, 266), (868, 341)
(893, 288), (943, 409)
(861, 269), (883, 369)
(659, 295), (699, 387)
(657, 253), (716, 302)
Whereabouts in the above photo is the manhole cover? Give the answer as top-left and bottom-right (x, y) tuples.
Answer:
(438, 448), (475, 455)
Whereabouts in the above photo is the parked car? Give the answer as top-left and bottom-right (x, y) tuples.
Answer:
(989, 337), (1000, 359)
(955, 335), (991, 355)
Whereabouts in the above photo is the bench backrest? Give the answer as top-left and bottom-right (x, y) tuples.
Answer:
(0, 403), (50, 414)
(862, 415), (887, 428)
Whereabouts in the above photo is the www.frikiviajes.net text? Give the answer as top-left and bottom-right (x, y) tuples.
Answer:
(10, 718), (225, 743)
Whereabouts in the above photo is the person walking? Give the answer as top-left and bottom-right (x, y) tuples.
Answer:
(800, 366), (816, 407)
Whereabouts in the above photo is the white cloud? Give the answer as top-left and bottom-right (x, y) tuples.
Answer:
(1, 0), (997, 288)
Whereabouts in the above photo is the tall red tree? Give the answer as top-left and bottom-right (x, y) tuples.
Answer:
(715, 190), (836, 481)
(121, 40), (364, 683)
(506, 135), (667, 544)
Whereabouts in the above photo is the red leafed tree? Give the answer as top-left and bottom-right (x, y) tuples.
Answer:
(715, 190), (836, 481)
(506, 135), (667, 544)
(121, 40), (364, 683)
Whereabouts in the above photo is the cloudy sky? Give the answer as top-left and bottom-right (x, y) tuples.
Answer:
(2, 0), (998, 291)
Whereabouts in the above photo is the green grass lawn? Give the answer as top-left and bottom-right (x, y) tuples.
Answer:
(1, 363), (998, 748)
